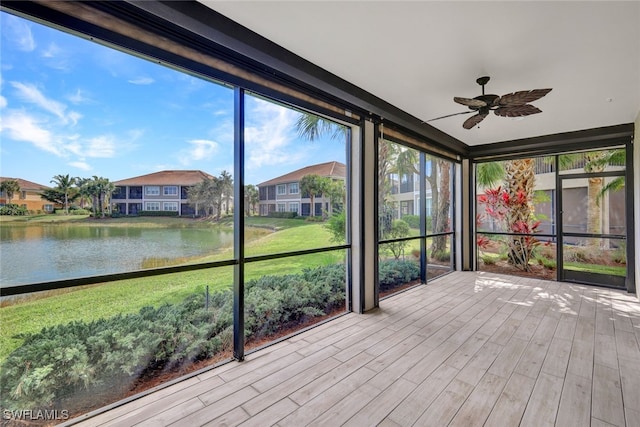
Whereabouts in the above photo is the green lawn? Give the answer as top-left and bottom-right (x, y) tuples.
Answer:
(0, 216), (339, 361)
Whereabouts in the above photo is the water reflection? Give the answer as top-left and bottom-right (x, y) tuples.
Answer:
(0, 224), (234, 286)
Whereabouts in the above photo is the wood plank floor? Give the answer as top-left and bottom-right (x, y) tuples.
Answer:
(70, 272), (640, 427)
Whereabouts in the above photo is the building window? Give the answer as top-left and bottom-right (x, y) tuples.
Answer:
(163, 202), (178, 211)
(289, 202), (299, 213)
(277, 184), (286, 195)
(145, 202), (160, 211)
(44, 204), (53, 212)
(277, 203), (286, 212)
(289, 182), (299, 194)
(145, 186), (160, 196)
(163, 186), (178, 196)
(20, 191), (26, 200)
(425, 198), (432, 217)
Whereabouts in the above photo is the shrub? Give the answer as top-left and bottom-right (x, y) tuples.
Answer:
(0, 264), (351, 412)
(481, 254), (497, 265)
(268, 211), (298, 219)
(402, 215), (420, 229)
(378, 259), (420, 292)
(0, 204), (28, 216)
(138, 210), (179, 217)
(324, 211), (346, 244)
(70, 208), (91, 215)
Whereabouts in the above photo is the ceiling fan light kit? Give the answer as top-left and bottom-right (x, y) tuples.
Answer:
(429, 76), (552, 129)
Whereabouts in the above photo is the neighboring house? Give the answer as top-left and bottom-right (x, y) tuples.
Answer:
(0, 177), (58, 213)
(257, 161), (346, 216)
(112, 170), (226, 216)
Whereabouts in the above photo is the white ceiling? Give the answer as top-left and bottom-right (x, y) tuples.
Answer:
(201, 1), (640, 147)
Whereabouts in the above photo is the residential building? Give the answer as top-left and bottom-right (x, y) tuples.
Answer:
(112, 170), (227, 216)
(0, 177), (57, 213)
(257, 161), (346, 216)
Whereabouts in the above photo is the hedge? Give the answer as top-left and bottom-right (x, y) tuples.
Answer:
(0, 260), (417, 413)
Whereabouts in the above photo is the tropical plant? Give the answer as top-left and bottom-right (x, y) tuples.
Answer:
(428, 157), (452, 255)
(244, 184), (259, 216)
(188, 177), (223, 219)
(299, 174), (330, 217)
(381, 219), (411, 259)
(476, 158), (537, 270)
(0, 179), (20, 205)
(50, 174), (76, 214)
(219, 170), (233, 215)
(294, 114), (346, 142)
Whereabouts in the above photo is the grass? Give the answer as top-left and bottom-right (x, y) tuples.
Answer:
(0, 216), (340, 361)
(564, 262), (626, 276)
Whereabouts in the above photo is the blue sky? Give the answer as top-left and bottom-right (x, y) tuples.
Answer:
(0, 11), (346, 187)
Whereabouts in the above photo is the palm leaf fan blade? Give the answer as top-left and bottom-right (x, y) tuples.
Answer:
(494, 104), (542, 117)
(454, 97), (486, 108)
(463, 112), (487, 129)
(498, 88), (552, 106)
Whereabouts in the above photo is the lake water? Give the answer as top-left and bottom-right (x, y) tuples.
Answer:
(0, 223), (234, 287)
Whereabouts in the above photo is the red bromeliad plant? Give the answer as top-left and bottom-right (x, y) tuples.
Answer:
(478, 186), (540, 271)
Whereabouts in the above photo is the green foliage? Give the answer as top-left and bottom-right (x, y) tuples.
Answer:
(378, 259), (420, 292)
(324, 211), (346, 244)
(402, 214), (420, 229)
(535, 255), (556, 270)
(0, 264), (349, 411)
(0, 204), (27, 216)
(481, 254), (497, 265)
(268, 211), (298, 219)
(381, 219), (411, 259)
(139, 210), (179, 217)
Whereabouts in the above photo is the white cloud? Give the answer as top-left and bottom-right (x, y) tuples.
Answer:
(41, 42), (61, 58)
(244, 98), (301, 169)
(179, 139), (219, 165)
(68, 160), (92, 171)
(10, 81), (81, 125)
(85, 136), (116, 158)
(67, 89), (92, 105)
(3, 15), (35, 52)
(128, 77), (154, 85)
(0, 96), (7, 109)
(0, 110), (58, 155)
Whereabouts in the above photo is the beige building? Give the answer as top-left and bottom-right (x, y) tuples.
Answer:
(257, 161), (346, 217)
(0, 177), (57, 213)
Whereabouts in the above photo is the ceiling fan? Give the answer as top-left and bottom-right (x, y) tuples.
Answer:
(428, 76), (552, 129)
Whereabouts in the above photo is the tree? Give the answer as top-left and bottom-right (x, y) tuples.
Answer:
(244, 184), (259, 216)
(219, 170), (233, 215)
(429, 158), (452, 257)
(93, 176), (115, 218)
(295, 114), (346, 142)
(476, 159), (538, 271)
(300, 174), (329, 217)
(0, 179), (20, 205)
(188, 177), (223, 219)
(50, 174), (76, 214)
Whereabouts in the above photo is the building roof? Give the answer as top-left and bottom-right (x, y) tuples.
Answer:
(258, 161), (346, 187)
(0, 177), (50, 191)
(113, 170), (216, 186)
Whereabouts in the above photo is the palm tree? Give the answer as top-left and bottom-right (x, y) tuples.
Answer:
(94, 177), (115, 218)
(476, 159), (537, 271)
(295, 114), (346, 142)
(50, 174), (76, 214)
(559, 148), (625, 244)
(429, 158), (452, 256)
(244, 184), (259, 216)
(219, 170), (233, 215)
(0, 179), (21, 205)
(300, 174), (329, 217)
(188, 180), (207, 217)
